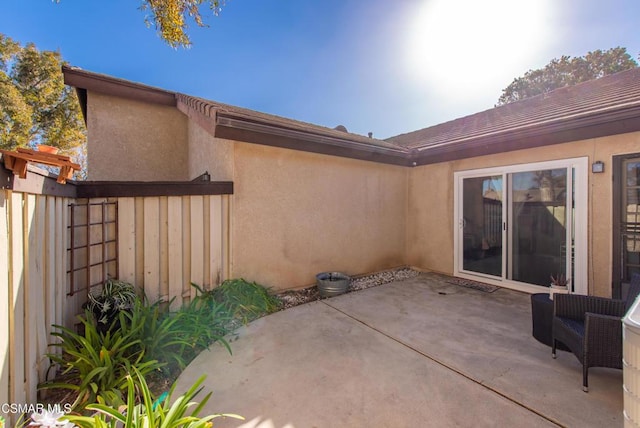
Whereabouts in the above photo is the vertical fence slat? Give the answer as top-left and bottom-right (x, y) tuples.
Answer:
(45, 197), (56, 343)
(59, 198), (70, 328)
(203, 195), (211, 289)
(190, 196), (204, 290)
(167, 197), (183, 309)
(134, 198), (145, 291)
(24, 194), (41, 402)
(9, 192), (25, 406)
(54, 198), (65, 350)
(209, 196), (222, 286)
(118, 198), (136, 285)
(143, 197), (161, 303)
(159, 197), (169, 302)
(222, 195), (231, 280)
(182, 196), (191, 301)
(33, 196), (49, 388)
(0, 191), (10, 406)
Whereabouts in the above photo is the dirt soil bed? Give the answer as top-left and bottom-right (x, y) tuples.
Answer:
(275, 267), (421, 309)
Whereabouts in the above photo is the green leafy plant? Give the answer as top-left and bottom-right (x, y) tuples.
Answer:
(41, 310), (163, 410)
(126, 298), (194, 372)
(207, 279), (282, 324)
(63, 368), (244, 427)
(87, 278), (137, 329)
(175, 286), (235, 363)
(128, 296), (230, 375)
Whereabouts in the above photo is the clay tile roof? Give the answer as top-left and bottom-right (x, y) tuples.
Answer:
(64, 65), (640, 167)
(386, 67), (640, 151)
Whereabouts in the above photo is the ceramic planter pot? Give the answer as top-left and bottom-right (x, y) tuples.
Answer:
(316, 272), (351, 298)
(549, 284), (568, 300)
(37, 144), (59, 154)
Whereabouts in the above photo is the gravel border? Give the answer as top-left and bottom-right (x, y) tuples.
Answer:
(276, 267), (421, 310)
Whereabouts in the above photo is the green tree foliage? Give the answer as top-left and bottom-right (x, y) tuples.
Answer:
(497, 47), (638, 105)
(140, 0), (225, 48)
(0, 34), (85, 152)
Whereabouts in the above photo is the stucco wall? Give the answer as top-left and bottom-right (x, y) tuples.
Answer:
(231, 143), (408, 290)
(86, 92), (188, 181)
(187, 120), (234, 181)
(407, 131), (640, 297)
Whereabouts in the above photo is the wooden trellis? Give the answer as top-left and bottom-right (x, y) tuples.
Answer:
(0, 147), (81, 184)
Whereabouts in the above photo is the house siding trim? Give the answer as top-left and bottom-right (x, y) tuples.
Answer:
(75, 181), (234, 198)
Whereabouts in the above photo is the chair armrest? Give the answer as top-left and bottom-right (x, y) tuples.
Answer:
(554, 294), (626, 320)
(585, 313), (623, 357)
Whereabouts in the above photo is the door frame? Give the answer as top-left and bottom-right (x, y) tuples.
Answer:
(453, 157), (588, 295)
(612, 153), (640, 298)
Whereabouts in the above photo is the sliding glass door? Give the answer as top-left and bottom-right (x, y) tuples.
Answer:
(455, 159), (586, 293)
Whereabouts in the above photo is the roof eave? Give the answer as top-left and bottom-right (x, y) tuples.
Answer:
(214, 114), (413, 166)
(412, 105), (640, 165)
(62, 65), (177, 107)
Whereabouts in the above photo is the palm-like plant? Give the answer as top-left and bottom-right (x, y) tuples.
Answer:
(63, 369), (243, 427)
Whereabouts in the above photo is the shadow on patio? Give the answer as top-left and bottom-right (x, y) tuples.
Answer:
(176, 272), (623, 428)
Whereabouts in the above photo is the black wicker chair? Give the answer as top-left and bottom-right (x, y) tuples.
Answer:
(552, 273), (640, 392)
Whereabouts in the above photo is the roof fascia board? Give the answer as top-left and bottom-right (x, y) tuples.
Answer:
(215, 114), (412, 166)
(63, 66), (176, 107)
(413, 111), (640, 165)
(414, 102), (640, 152)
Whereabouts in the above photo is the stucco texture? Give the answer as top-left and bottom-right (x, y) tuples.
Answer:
(231, 143), (408, 290)
(187, 120), (233, 181)
(407, 132), (640, 297)
(87, 92), (188, 181)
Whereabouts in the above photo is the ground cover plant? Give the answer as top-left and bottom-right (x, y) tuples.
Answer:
(39, 278), (281, 414)
(208, 279), (282, 324)
(86, 278), (137, 330)
(62, 369), (243, 428)
(41, 310), (162, 409)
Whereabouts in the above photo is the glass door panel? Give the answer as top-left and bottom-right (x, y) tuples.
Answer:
(508, 168), (567, 286)
(462, 175), (503, 277)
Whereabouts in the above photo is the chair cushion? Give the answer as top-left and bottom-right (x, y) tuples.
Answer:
(557, 317), (585, 337)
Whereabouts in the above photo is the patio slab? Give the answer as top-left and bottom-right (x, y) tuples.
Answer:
(175, 273), (624, 427)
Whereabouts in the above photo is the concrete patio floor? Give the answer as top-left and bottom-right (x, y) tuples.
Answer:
(175, 272), (624, 427)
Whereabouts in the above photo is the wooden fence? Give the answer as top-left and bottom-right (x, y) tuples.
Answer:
(0, 169), (232, 419)
(0, 190), (70, 408)
(117, 194), (231, 309)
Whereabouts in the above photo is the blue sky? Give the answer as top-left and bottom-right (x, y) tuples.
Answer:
(2, 0), (640, 139)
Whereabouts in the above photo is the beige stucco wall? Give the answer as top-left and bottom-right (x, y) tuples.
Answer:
(407, 131), (640, 297)
(84, 91), (640, 296)
(86, 92), (188, 181)
(186, 120), (234, 181)
(231, 143), (408, 290)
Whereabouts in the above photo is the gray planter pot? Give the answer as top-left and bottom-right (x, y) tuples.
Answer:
(316, 272), (351, 298)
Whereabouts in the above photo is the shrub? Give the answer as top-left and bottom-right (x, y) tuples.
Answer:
(41, 310), (163, 410)
(207, 279), (282, 324)
(126, 296), (232, 374)
(174, 286), (235, 364)
(86, 279), (137, 333)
